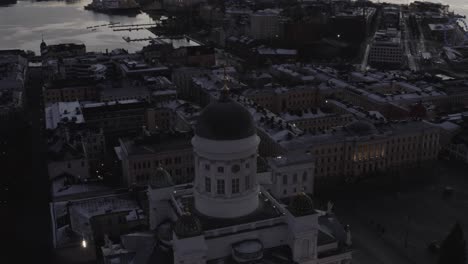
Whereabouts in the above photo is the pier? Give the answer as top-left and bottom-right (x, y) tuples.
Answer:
(113, 27), (152, 32)
(109, 23), (158, 28)
(122, 35), (187, 42)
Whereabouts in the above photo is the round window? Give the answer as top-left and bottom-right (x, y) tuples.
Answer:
(231, 164), (240, 173)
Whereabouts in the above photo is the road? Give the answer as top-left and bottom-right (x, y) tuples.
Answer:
(402, 12), (419, 71)
(8, 65), (55, 263)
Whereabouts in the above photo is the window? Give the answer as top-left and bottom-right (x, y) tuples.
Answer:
(302, 172), (307, 182)
(231, 164), (240, 173)
(283, 175), (288, 184)
(293, 174), (298, 183)
(205, 164), (210, 170)
(217, 166), (224, 173)
(245, 175), (250, 189)
(232, 178), (240, 194)
(245, 163), (250, 169)
(283, 189), (287, 195)
(216, 179), (225, 194)
(205, 177), (211, 192)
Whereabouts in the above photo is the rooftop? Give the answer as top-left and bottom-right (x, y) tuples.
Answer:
(120, 132), (192, 156)
(45, 101), (84, 130)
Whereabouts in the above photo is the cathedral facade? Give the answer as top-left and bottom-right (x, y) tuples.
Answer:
(104, 91), (353, 264)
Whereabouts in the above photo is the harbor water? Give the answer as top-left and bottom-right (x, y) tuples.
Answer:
(0, 0), (200, 54)
(0, 0), (467, 54)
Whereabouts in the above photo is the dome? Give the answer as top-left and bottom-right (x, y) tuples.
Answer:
(40, 38), (47, 50)
(195, 98), (256, 140)
(345, 120), (377, 136)
(174, 213), (203, 238)
(149, 166), (174, 188)
(288, 193), (315, 216)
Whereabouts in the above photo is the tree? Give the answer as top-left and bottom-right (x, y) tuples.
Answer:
(438, 222), (466, 264)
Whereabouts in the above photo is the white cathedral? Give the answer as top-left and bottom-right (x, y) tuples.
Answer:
(102, 90), (353, 264)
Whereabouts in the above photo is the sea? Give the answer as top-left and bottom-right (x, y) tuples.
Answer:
(0, 0), (467, 54)
(0, 0), (200, 54)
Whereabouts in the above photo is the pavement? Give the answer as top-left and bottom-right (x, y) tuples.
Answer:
(330, 161), (468, 264)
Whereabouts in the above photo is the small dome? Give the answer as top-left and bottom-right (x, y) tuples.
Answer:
(345, 120), (377, 136)
(288, 193), (315, 216)
(195, 98), (256, 140)
(174, 213), (203, 238)
(150, 166), (173, 188)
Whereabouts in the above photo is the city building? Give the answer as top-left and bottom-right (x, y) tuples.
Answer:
(68, 194), (146, 246)
(47, 137), (90, 180)
(118, 59), (169, 79)
(0, 51), (27, 124)
(100, 81), (151, 102)
(43, 79), (100, 106)
(40, 41), (86, 59)
(264, 152), (315, 199)
(279, 108), (354, 133)
(117, 131), (194, 186)
(281, 120), (442, 183)
(249, 9), (282, 40)
(369, 28), (404, 68)
(82, 99), (147, 138)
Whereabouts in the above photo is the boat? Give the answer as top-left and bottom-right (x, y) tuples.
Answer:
(84, 0), (140, 14)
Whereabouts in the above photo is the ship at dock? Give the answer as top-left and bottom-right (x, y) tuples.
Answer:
(84, 0), (140, 14)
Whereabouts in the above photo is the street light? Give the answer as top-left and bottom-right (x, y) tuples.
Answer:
(82, 238), (87, 248)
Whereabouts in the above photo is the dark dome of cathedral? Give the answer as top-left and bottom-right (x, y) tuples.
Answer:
(288, 193), (315, 217)
(174, 213), (203, 238)
(195, 98), (256, 140)
(345, 120), (377, 136)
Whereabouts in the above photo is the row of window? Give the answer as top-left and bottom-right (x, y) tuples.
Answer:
(205, 175), (251, 194)
(314, 150), (438, 175)
(314, 135), (438, 155)
(203, 162), (250, 173)
(133, 156), (192, 170)
(282, 172), (308, 185)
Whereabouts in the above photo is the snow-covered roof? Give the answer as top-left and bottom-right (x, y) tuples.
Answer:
(83, 99), (141, 108)
(45, 101), (85, 130)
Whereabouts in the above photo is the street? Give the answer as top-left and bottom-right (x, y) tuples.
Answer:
(8, 65), (55, 263)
